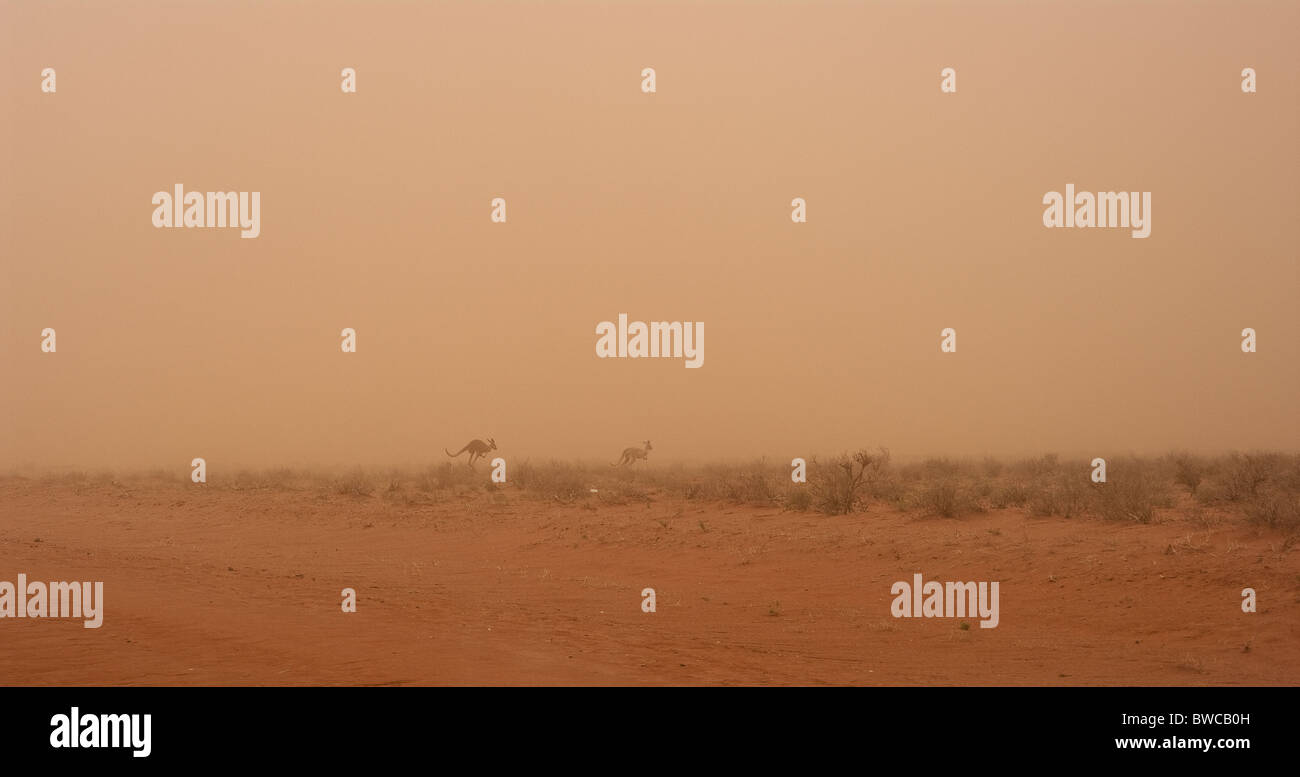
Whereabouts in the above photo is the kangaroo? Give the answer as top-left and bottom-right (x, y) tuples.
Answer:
(612, 440), (652, 467)
(445, 438), (497, 467)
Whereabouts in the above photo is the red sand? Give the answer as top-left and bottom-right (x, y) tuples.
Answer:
(1, 478), (1296, 685)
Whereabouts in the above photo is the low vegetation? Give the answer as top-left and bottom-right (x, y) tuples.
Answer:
(10, 450), (1299, 528)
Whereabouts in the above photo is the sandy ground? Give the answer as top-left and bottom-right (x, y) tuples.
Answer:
(0, 477), (1296, 686)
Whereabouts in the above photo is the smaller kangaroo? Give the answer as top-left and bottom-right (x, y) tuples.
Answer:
(612, 440), (652, 466)
(445, 438), (497, 467)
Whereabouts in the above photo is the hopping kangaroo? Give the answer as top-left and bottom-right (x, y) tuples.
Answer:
(612, 440), (652, 466)
(445, 438), (497, 467)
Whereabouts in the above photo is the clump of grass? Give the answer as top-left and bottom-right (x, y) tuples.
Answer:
(664, 460), (792, 506)
(991, 481), (1030, 509)
(415, 462), (480, 493)
(334, 469), (374, 497)
(511, 460), (588, 502)
(601, 482), (650, 505)
(228, 467), (302, 492)
(724, 467), (776, 505)
(784, 488), (813, 512)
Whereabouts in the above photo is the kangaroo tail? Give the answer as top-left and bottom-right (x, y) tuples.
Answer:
(446, 446), (467, 457)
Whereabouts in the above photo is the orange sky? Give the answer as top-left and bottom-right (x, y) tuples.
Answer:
(2, 0), (1296, 469)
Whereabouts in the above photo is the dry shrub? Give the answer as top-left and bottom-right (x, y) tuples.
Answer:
(918, 479), (962, 517)
(511, 460), (588, 502)
(1220, 453), (1276, 502)
(1171, 453), (1206, 495)
(1012, 453), (1061, 480)
(1246, 494), (1300, 529)
(866, 475), (906, 503)
(813, 447), (890, 515)
(1029, 475), (1088, 518)
(727, 469), (775, 504)
(784, 488), (813, 511)
(991, 481), (1031, 509)
(415, 462), (481, 493)
(1093, 471), (1166, 523)
(334, 468), (374, 497)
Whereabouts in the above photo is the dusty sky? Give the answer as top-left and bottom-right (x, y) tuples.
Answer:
(2, 0), (1296, 469)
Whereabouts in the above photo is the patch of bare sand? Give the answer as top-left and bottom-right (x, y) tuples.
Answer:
(0, 478), (1296, 685)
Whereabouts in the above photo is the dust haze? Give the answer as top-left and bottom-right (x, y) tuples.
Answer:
(3, 0), (1296, 471)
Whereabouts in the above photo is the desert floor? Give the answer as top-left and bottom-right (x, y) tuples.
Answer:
(1, 477), (1296, 685)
